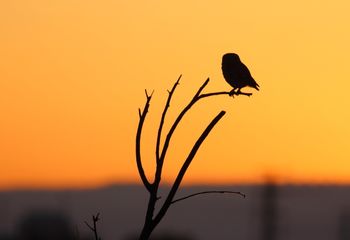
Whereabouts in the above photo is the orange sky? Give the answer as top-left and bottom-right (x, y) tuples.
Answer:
(1, 0), (350, 189)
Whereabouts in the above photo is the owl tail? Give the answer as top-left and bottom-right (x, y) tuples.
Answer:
(253, 83), (260, 91)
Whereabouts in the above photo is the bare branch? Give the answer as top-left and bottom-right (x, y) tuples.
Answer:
(199, 90), (252, 99)
(171, 190), (245, 204)
(93, 213), (100, 221)
(84, 221), (94, 231)
(145, 89), (154, 98)
(137, 77), (256, 239)
(233, 91), (252, 96)
(156, 75), (182, 163)
(157, 78), (254, 171)
(153, 110), (226, 226)
(85, 213), (101, 240)
(194, 78), (210, 98)
(157, 78), (210, 177)
(136, 92), (153, 193)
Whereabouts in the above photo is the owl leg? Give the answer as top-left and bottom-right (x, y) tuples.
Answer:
(229, 88), (237, 96)
(236, 88), (253, 97)
(230, 88), (243, 96)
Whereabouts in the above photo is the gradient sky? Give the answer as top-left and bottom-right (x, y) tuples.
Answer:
(1, 1), (350, 189)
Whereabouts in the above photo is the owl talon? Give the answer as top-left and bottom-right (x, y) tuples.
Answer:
(229, 89), (236, 97)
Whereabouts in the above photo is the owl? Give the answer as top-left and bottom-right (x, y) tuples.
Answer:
(221, 53), (259, 94)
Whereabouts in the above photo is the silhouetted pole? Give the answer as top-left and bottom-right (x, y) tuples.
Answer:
(261, 181), (278, 240)
(338, 210), (350, 240)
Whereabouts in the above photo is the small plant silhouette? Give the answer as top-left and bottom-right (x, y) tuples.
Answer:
(85, 213), (101, 240)
(136, 75), (250, 240)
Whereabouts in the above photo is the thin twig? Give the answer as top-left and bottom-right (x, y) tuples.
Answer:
(195, 78), (210, 97)
(156, 75), (182, 163)
(136, 90), (153, 193)
(171, 190), (246, 204)
(157, 78), (210, 172)
(84, 213), (101, 240)
(138, 108), (142, 118)
(84, 221), (94, 231)
(144, 89), (154, 98)
(199, 90), (252, 99)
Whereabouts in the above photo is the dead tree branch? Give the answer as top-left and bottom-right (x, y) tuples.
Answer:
(157, 78), (210, 170)
(153, 110), (226, 227)
(199, 90), (252, 98)
(171, 190), (246, 204)
(84, 213), (101, 240)
(156, 75), (182, 163)
(137, 76), (252, 240)
(136, 90), (153, 193)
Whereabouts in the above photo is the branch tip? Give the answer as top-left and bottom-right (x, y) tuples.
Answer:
(171, 190), (246, 204)
(144, 89), (154, 98)
(155, 74), (183, 170)
(176, 74), (182, 84)
(136, 89), (153, 192)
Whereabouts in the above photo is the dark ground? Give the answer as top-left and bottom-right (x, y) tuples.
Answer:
(1, 184), (350, 240)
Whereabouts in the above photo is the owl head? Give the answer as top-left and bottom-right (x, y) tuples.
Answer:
(222, 53), (240, 63)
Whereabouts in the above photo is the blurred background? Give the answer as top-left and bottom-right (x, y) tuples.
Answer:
(2, 183), (350, 239)
(1, 0), (350, 239)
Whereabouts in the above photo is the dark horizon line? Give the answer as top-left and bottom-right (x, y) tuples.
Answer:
(2, 181), (350, 192)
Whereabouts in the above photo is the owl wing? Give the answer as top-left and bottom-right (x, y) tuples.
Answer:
(240, 62), (259, 88)
(239, 62), (253, 79)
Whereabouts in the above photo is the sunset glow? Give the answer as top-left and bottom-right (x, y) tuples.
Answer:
(1, 0), (350, 189)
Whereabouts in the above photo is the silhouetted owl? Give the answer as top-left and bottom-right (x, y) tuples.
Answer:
(221, 53), (259, 94)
